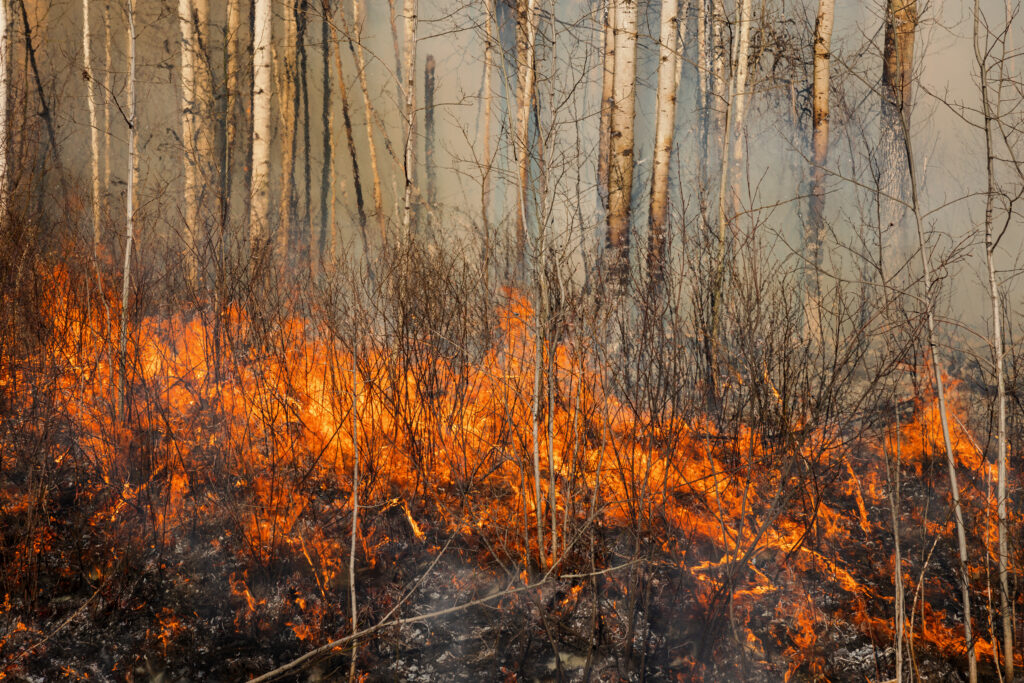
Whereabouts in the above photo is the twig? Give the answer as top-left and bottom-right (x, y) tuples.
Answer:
(249, 561), (638, 682)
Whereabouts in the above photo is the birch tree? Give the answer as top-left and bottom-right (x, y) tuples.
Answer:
(481, 0), (494, 242)
(598, 0), (614, 210)
(250, 0), (273, 246)
(879, 0), (917, 260)
(707, 0), (749, 389)
(514, 0), (538, 264)
(276, 6), (298, 254)
(118, 0), (138, 419)
(296, 0), (311, 238)
(315, 0), (331, 272)
(221, 0), (242, 231)
(605, 0), (637, 288)
(727, 0), (752, 217)
(707, 0), (726, 163)
(402, 0), (418, 235)
(424, 54), (436, 209)
(83, 0), (101, 256)
(178, 0), (200, 279)
(647, 0), (685, 289)
(696, 0), (707, 185)
(807, 0), (835, 302)
(974, 0), (1012, 675)
(102, 1), (113, 216)
(0, 0), (7, 218)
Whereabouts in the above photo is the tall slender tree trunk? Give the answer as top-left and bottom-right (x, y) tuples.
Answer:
(707, 0), (725, 161)
(102, 1), (112, 218)
(974, 1), (1012, 676)
(707, 0), (744, 395)
(696, 0), (706, 141)
(348, 351), (360, 683)
(315, 0), (331, 273)
(277, 6), (298, 256)
(696, 0), (710, 215)
(481, 0), (494, 248)
(807, 0), (834, 303)
(250, 0), (273, 247)
(727, 0), (752, 217)
(424, 54), (436, 209)
(83, 0), (102, 257)
(0, 0), (7, 219)
(402, 0), (418, 236)
(220, 0), (241, 241)
(297, 0), (311, 253)
(598, 0), (615, 211)
(330, 11), (368, 250)
(223, 0), (240, 232)
(647, 0), (684, 289)
(16, 0), (61, 177)
(118, 0), (138, 421)
(605, 0), (637, 289)
(349, 0), (386, 242)
(514, 0), (538, 265)
(878, 0), (917, 262)
(195, 0), (212, 246)
(178, 0), (200, 279)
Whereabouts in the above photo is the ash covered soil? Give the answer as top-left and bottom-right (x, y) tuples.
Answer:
(0, 499), (974, 683)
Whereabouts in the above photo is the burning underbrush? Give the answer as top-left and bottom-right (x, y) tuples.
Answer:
(0, 257), (1017, 681)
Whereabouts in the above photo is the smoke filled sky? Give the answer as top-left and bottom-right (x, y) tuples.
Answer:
(26, 0), (1021, 327)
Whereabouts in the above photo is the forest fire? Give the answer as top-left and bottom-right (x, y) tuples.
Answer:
(0, 264), (1013, 680)
(1, 0), (1022, 675)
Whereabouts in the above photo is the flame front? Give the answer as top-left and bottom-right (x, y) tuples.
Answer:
(0, 268), (1012, 679)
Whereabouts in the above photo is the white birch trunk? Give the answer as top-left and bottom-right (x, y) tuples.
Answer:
(0, 0), (6, 219)
(647, 0), (683, 286)
(102, 1), (113, 211)
(118, 0), (138, 420)
(223, 0), (240, 233)
(402, 0), (418, 236)
(598, 0), (615, 210)
(250, 0), (273, 246)
(974, 0), (1012, 676)
(178, 0), (199, 279)
(606, 0), (637, 287)
(315, 0), (331, 272)
(727, 0), (752, 216)
(0, 0), (5, 214)
(83, 0), (102, 256)
(709, 0), (725, 154)
(879, 0), (917, 263)
(807, 0), (834, 302)
(276, 6), (298, 255)
(514, 0), (539, 265)
(482, 0), (494, 239)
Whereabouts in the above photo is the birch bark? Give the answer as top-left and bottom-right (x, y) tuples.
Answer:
(807, 0), (834, 300)
(249, 0), (273, 246)
(402, 0), (418, 235)
(83, 0), (102, 255)
(605, 0), (637, 289)
(647, 0), (686, 288)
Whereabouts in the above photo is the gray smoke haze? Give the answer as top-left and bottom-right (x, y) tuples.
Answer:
(27, 0), (1024, 333)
